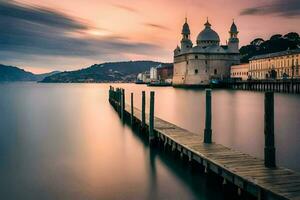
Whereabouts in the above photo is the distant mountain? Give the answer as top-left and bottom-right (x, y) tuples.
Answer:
(0, 64), (60, 82)
(35, 71), (61, 81)
(240, 32), (300, 63)
(41, 61), (166, 83)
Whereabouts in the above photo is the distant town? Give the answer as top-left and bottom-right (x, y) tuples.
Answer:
(136, 19), (300, 87)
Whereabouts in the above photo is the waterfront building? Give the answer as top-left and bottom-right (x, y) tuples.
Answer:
(230, 63), (249, 80)
(249, 49), (300, 80)
(136, 71), (150, 83)
(150, 66), (158, 81)
(137, 73), (143, 81)
(173, 18), (240, 86)
(149, 64), (174, 83)
(142, 72), (150, 83)
(157, 64), (173, 83)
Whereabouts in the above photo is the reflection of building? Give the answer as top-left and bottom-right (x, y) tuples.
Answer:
(249, 49), (300, 80)
(230, 63), (249, 80)
(173, 18), (240, 86)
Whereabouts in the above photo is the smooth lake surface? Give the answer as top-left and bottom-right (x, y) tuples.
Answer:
(0, 82), (299, 200)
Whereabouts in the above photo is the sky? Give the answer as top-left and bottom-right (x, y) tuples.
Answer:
(0, 0), (300, 73)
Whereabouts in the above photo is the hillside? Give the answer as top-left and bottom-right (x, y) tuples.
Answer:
(0, 64), (59, 82)
(41, 61), (166, 83)
(240, 32), (300, 63)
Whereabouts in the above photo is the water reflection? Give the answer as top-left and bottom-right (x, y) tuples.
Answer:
(112, 83), (300, 172)
(0, 82), (299, 200)
(0, 82), (227, 200)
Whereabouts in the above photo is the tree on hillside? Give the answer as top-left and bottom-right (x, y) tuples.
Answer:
(239, 32), (299, 63)
(270, 34), (282, 40)
(250, 38), (264, 46)
(284, 32), (300, 42)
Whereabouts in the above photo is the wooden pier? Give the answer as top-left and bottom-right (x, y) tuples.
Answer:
(109, 87), (300, 200)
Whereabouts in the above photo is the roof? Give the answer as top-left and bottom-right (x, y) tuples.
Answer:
(156, 63), (173, 69)
(197, 20), (220, 42)
(249, 48), (300, 61)
(192, 45), (228, 53)
(182, 22), (190, 35)
(231, 63), (249, 69)
(230, 22), (238, 33)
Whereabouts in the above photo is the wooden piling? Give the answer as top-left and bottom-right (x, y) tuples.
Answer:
(149, 91), (155, 144)
(121, 90), (124, 122)
(131, 92), (134, 126)
(122, 89), (125, 119)
(264, 91), (276, 168)
(142, 91), (146, 127)
(204, 89), (212, 144)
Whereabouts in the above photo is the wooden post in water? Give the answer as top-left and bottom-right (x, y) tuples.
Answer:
(149, 91), (155, 144)
(131, 92), (134, 126)
(120, 89), (125, 122)
(264, 92), (276, 168)
(204, 89), (212, 143)
(122, 89), (125, 122)
(118, 88), (121, 115)
(142, 91), (146, 127)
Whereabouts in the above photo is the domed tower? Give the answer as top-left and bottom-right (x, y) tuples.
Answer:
(196, 19), (220, 47)
(228, 20), (239, 53)
(180, 18), (193, 52)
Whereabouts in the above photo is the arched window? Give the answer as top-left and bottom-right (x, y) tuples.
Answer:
(195, 69), (198, 74)
(214, 69), (217, 75)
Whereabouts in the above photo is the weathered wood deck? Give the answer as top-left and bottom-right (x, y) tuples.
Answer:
(112, 98), (300, 200)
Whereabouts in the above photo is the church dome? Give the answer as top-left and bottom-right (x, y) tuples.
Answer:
(196, 20), (220, 46)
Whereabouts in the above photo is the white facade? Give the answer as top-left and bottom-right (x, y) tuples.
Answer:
(249, 49), (300, 80)
(142, 72), (150, 83)
(137, 73), (143, 81)
(150, 66), (158, 81)
(230, 63), (249, 80)
(173, 19), (240, 86)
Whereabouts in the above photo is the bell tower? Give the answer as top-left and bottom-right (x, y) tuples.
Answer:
(228, 20), (239, 53)
(180, 18), (193, 52)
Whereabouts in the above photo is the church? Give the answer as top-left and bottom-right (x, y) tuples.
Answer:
(173, 18), (240, 86)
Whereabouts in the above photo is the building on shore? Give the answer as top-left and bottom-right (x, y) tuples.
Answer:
(136, 71), (150, 83)
(150, 66), (158, 81)
(230, 63), (249, 81)
(149, 64), (174, 83)
(157, 64), (173, 83)
(172, 18), (240, 86)
(249, 49), (300, 80)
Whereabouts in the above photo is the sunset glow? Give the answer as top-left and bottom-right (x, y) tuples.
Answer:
(1, 0), (299, 73)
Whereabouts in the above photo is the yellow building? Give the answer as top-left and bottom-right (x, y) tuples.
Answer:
(249, 49), (300, 80)
(230, 63), (249, 80)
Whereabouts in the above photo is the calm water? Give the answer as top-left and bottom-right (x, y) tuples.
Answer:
(0, 82), (299, 200)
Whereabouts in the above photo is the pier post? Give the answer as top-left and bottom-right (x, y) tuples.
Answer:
(116, 88), (121, 114)
(264, 92), (276, 168)
(204, 89), (212, 144)
(149, 91), (155, 145)
(121, 90), (124, 122)
(122, 89), (125, 117)
(142, 91), (146, 127)
(131, 92), (134, 126)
